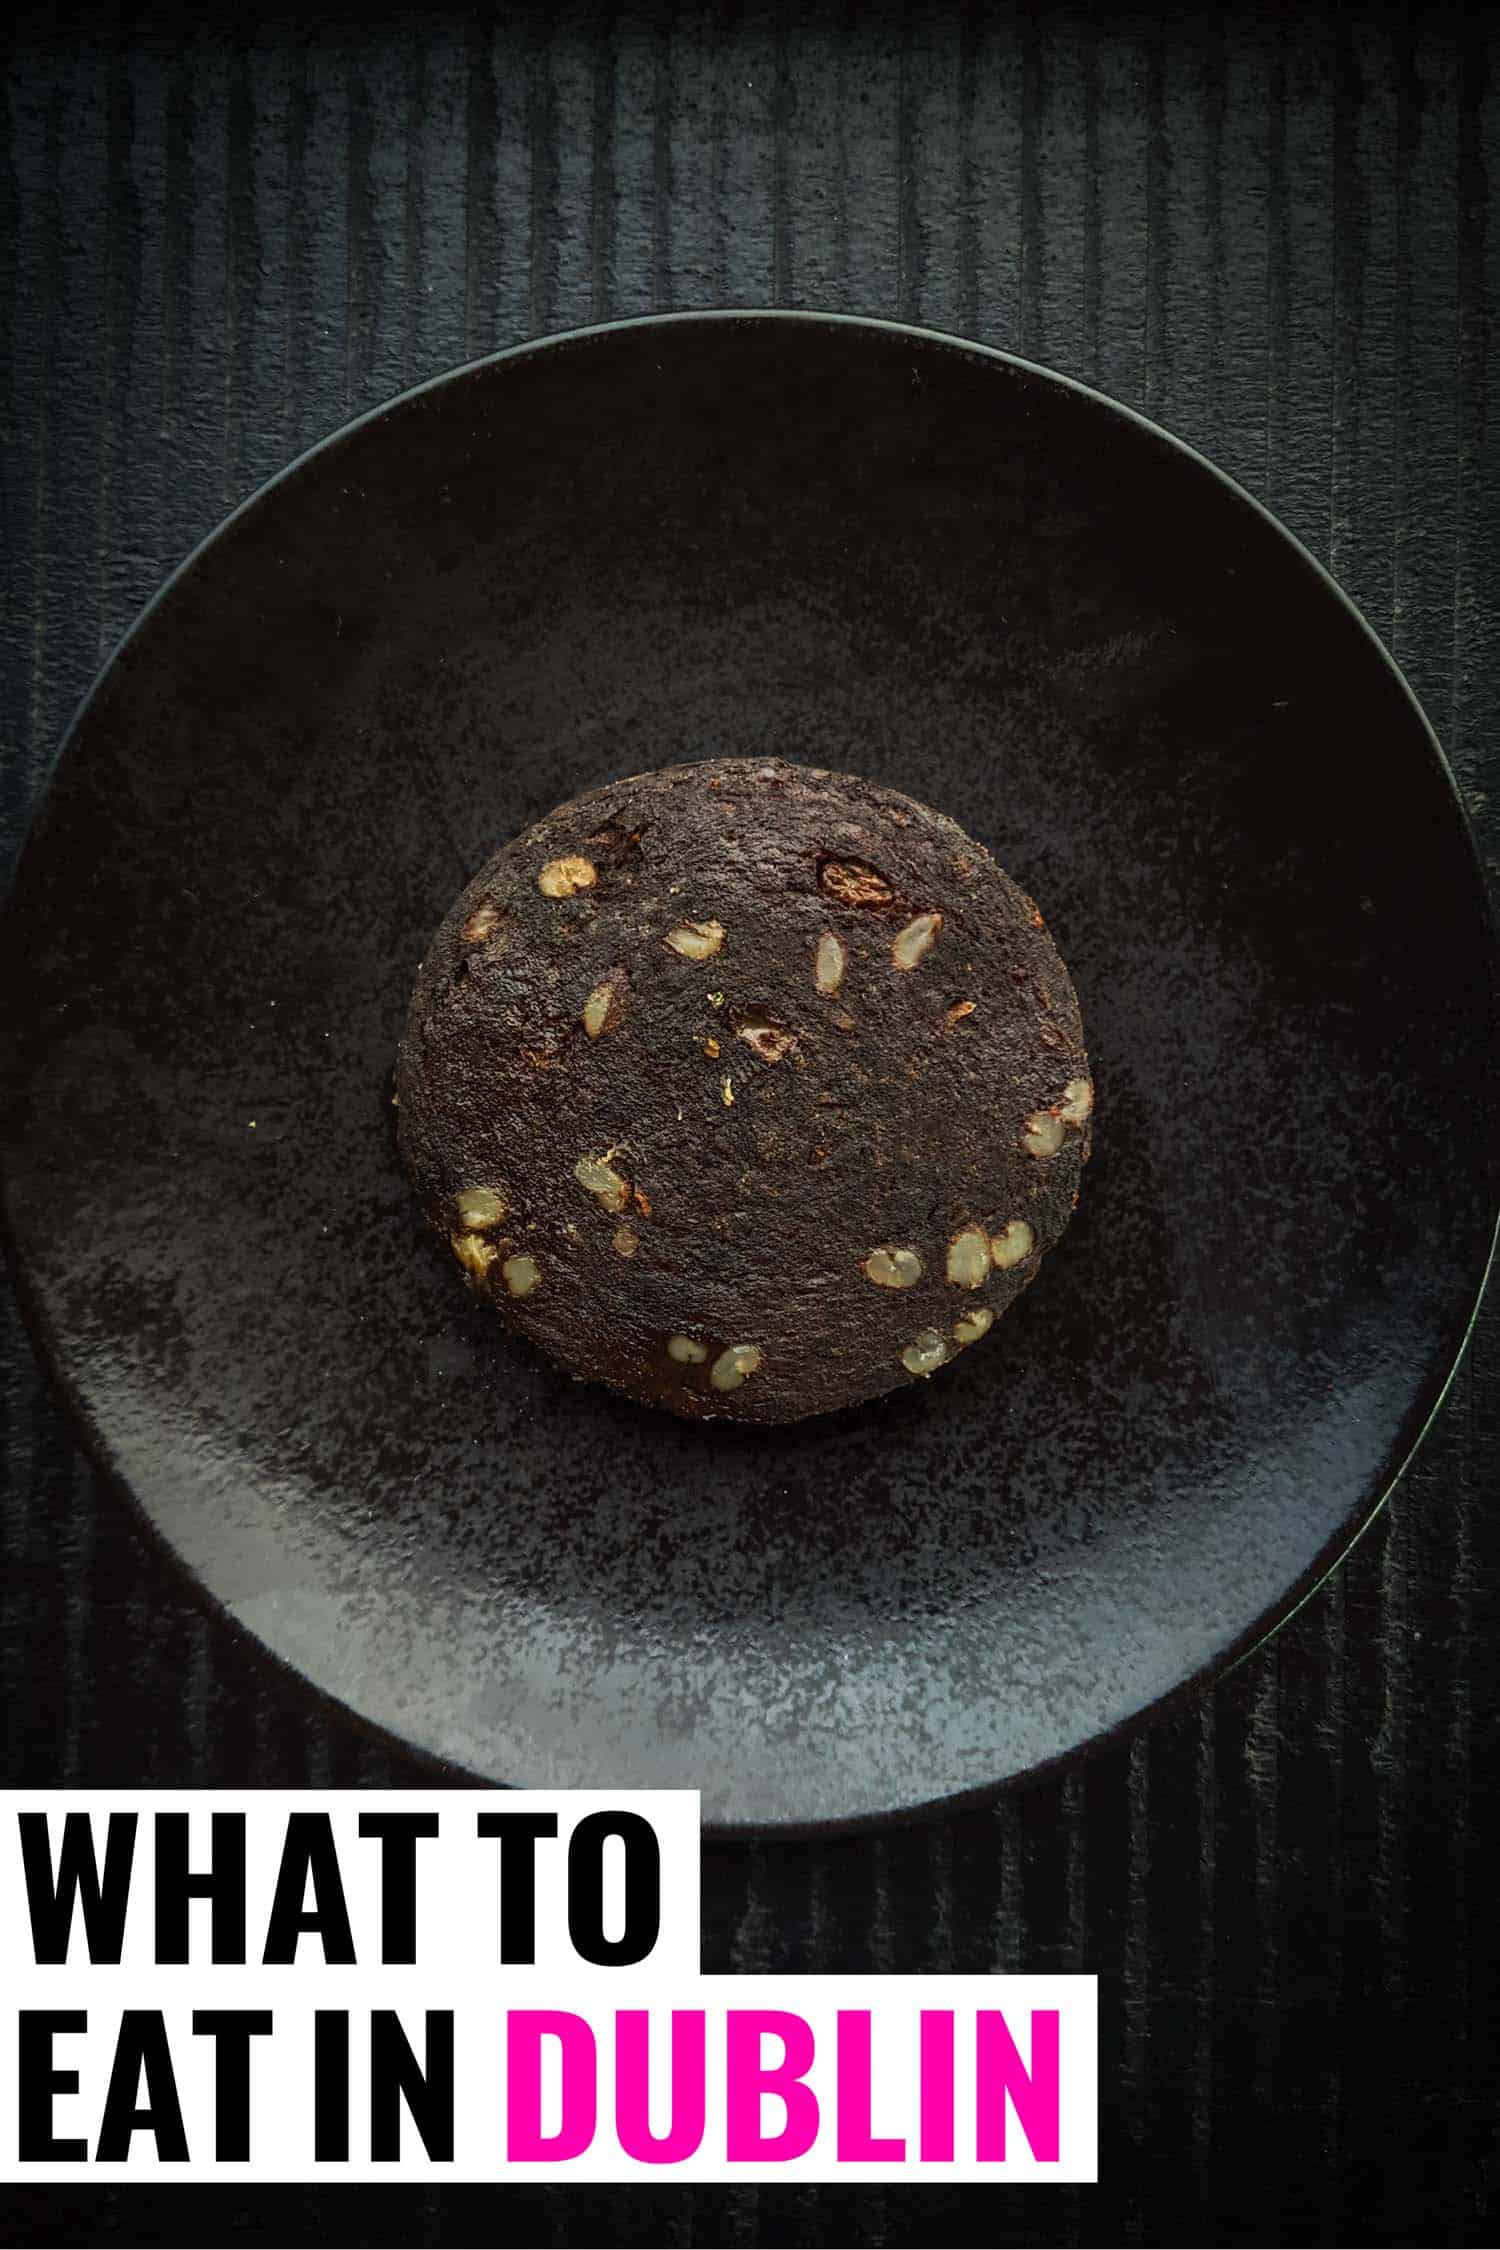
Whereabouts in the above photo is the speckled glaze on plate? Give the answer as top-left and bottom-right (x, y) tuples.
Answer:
(1, 313), (1495, 1832)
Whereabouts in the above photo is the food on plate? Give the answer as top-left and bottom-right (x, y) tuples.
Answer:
(395, 757), (1092, 1423)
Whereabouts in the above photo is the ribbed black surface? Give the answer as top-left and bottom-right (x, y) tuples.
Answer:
(2, 7), (1496, 2244)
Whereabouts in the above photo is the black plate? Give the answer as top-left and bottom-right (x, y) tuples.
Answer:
(2, 313), (1495, 1831)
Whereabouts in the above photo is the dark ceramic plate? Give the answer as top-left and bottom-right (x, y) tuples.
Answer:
(2, 314), (1495, 1831)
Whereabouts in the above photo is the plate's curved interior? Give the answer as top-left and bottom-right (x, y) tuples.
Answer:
(1, 317), (1493, 1826)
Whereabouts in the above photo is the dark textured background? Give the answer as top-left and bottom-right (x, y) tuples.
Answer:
(2, 4), (1497, 2244)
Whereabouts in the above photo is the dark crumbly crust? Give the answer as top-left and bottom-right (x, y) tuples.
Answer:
(395, 757), (1092, 1424)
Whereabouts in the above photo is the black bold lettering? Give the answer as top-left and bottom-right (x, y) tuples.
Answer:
(567, 1811), (660, 1966)
(155, 1814), (247, 1963)
(370, 2011), (454, 2161)
(19, 1812), (136, 1965)
(476, 1811), (558, 1963)
(191, 2011), (272, 2161)
(16, 2012), (88, 2161)
(357, 1812), (439, 1964)
(96, 2011), (188, 2162)
(313, 2012), (350, 2162)
(262, 1815), (355, 1965)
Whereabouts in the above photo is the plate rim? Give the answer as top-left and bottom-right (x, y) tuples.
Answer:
(3, 307), (1497, 1837)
